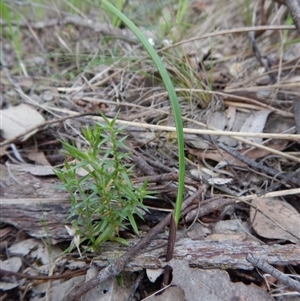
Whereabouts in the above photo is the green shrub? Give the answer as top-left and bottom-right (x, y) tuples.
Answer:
(55, 114), (150, 249)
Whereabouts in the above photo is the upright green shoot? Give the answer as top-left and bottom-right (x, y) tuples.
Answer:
(101, 0), (185, 226)
(109, 0), (126, 28)
(176, 0), (189, 25)
(0, 2), (22, 72)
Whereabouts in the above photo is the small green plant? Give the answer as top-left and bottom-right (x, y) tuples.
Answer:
(55, 114), (150, 249)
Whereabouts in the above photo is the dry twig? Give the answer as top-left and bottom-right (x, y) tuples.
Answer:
(214, 142), (300, 187)
(284, 0), (300, 33)
(247, 253), (300, 293)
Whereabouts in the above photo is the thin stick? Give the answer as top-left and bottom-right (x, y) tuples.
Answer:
(160, 25), (295, 52)
(247, 253), (300, 293)
(241, 188), (300, 200)
(5, 106), (298, 147)
(163, 214), (176, 286)
(284, 0), (300, 34)
(40, 107), (300, 163)
(215, 142), (300, 186)
(91, 118), (300, 142)
(45, 106), (300, 164)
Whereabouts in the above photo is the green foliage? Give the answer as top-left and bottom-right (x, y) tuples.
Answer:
(176, 0), (189, 26)
(0, 1), (22, 68)
(55, 114), (150, 249)
(109, 0), (126, 28)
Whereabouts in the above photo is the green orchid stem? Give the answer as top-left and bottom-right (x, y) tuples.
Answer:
(101, 0), (185, 226)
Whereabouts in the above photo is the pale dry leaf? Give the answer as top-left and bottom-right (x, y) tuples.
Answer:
(0, 257), (22, 291)
(65, 225), (82, 258)
(65, 225), (76, 236)
(240, 110), (271, 144)
(130, 131), (156, 145)
(225, 105), (236, 131)
(207, 177), (232, 185)
(170, 259), (274, 301)
(215, 161), (228, 169)
(30, 244), (62, 272)
(67, 261), (87, 270)
(0, 257), (22, 273)
(18, 164), (55, 176)
(190, 168), (233, 185)
(77, 265), (133, 301)
(0, 281), (19, 291)
(230, 111), (249, 136)
(146, 268), (164, 283)
(190, 168), (218, 179)
(184, 134), (210, 149)
(50, 275), (86, 301)
(1, 103), (45, 141)
(186, 223), (211, 240)
(212, 219), (251, 235)
(283, 43), (300, 61)
(8, 238), (60, 273)
(207, 111), (227, 131)
(250, 198), (300, 243)
(73, 234), (82, 258)
(208, 111), (238, 147)
(8, 238), (42, 257)
(58, 158), (92, 177)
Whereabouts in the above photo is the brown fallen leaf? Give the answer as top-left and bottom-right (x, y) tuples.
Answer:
(250, 197), (300, 243)
(27, 151), (51, 166)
